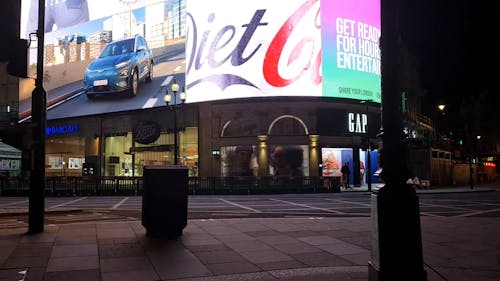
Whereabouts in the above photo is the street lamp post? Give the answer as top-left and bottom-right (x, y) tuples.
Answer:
(369, 0), (426, 280)
(436, 104), (446, 141)
(29, 0), (47, 234)
(164, 78), (186, 165)
(361, 100), (373, 192)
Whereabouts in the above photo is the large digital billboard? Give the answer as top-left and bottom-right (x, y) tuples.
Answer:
(20, 0), (186, 120)
(185, 0), (381, 104)
(322, 0), (381, 101)
(18, 0), (379, 121)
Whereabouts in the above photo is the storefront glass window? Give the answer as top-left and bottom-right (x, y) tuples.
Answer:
(46, 137), (85, 176)
(104, 133), (133, 177)
(105, 127), (198, 177)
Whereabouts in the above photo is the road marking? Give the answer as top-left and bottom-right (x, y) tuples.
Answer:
(161, 75), (173, 86)
(0, 200), (29, 207)
(48, 197), (88, 209)
(174, 65), (182, 72)
(270, 199), (346, 214)
(111, 197), (129, 209)
(219, 199), (262, 213)
(420, 212), (445, 218)
(142, 98), (158, 108)
(327, 199), (371, 207)
(454, 208), (500, 217)
(463, 200), (500, 206)
(420, 202), (475, 211)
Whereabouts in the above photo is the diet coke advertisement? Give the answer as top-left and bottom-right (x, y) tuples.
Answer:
(185, 0), (381, 104)
(186, 0), (322, 103)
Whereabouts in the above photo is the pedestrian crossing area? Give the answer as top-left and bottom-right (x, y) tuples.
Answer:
(0, 192), (500, 228)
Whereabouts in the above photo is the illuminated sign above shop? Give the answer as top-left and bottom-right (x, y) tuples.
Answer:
(348, 113), (367, 133)
(0, 159), (21, 171)
(133, 121), (161, 145)
(46, 125), (79, 136)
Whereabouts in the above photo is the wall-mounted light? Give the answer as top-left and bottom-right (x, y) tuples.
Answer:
(309, 135), (319, 148)
(258, 135), (268, 148)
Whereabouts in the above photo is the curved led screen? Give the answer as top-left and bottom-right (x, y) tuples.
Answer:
(17, 0), (379, 121)
(19, 0), (187, 120)
(185, 0), (381, 104)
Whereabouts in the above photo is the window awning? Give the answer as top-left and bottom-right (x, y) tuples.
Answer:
(0, 141), (21, 159)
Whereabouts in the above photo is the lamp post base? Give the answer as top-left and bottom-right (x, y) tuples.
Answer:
(369, 184), (426, 281)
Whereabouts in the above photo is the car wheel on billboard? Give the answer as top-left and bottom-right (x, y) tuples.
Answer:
(129, 69), (138, 97)
(146, 62), (153, 83)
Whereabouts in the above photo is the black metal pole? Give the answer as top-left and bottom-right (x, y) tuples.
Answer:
(366, 101), (372, 192)
(369, 0), (426, 279)
(173, 99), (178, 165)
(367, 145), (372, 192)
(467, 125), (473, 189)
(469, 155), (473, 189)
(29, 0), (46, 234)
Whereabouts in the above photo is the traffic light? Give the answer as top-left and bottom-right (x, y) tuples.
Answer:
(459, 139), (463, 145)
(7, 39), (29, 78)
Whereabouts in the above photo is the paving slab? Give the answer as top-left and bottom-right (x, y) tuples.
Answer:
(0, 216), (498, 280)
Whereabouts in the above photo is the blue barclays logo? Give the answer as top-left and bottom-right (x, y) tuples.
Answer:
(46, 125), (79, 136)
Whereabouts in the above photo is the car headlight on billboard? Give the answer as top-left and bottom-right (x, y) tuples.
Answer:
(115, 60), (131, 69)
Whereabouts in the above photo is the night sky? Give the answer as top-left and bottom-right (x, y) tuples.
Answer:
(397, 1), (499, 110)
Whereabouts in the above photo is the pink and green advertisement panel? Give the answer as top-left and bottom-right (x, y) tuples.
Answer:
(321, 0), (381, 102)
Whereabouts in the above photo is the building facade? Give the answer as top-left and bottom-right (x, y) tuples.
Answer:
(34, 96), (380, 187)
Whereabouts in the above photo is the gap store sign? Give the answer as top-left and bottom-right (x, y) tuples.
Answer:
(186, 0), (380, 103)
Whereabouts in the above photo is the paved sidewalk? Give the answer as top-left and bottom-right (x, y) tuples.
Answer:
(1, 215), (499, 281)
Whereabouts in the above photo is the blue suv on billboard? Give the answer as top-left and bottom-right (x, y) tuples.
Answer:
(84, 35), (153, 99)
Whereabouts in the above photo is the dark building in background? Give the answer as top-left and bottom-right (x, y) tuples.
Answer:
(1, 0), (497, 187)
(0, 0), (24, 147)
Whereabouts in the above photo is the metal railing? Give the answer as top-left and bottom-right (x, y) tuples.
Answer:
(0, 176), (341, 196)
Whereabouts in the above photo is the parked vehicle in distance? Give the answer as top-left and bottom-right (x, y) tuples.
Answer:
(84, 35), (153, 99)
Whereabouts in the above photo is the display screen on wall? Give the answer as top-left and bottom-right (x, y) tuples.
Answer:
(18, 0), (379, 121)
(321, 0), (381, 101)
(359, 149), (379, 185)
(68, 157), (85, 169)
(322, 148), (352, 178)
(48, 156), (63, 169)
(19, 0), (186, 121)
(269, 145), (309, 177)
(221, 145), (258, 177)
(321, 148), (379, 185)
(186, 0), (380, 103)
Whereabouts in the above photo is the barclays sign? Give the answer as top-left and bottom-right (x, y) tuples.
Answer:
(46, 125), (79, 136)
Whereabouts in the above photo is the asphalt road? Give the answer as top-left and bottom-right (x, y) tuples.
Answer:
(1, 191), (499, 228)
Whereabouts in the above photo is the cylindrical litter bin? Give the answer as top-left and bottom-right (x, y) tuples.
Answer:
(142, 165), (188, 238)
